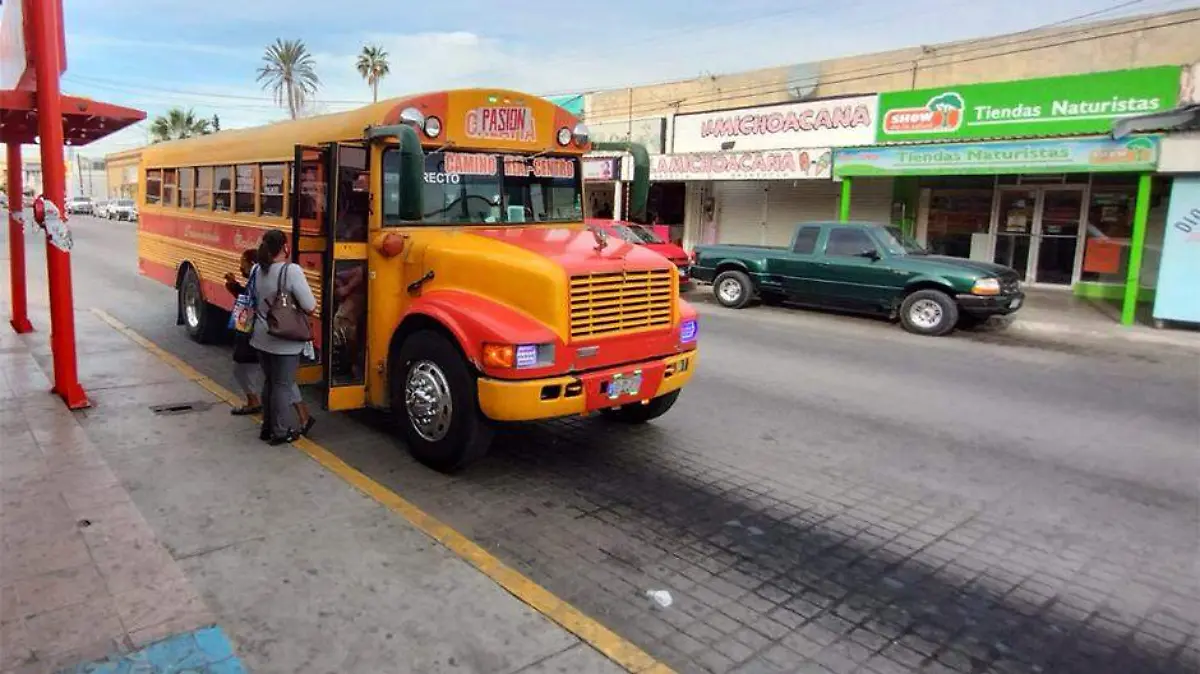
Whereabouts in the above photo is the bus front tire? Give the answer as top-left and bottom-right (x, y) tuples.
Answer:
(599, 390), (681, 424)
(179, 267), (223, 344)
(392, 330), (493, 473)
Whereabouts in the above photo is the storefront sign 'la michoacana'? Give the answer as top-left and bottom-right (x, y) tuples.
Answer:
(876, 66), (1180, 142)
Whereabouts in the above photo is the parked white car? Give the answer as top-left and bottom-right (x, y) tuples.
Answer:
(93, 201), (110, 218)
(108, 199), (136, 221)
(66, 196), (93, 215)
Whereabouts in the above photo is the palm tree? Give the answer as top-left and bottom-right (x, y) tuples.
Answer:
(149, 108), (213, 143)
(356, 45), (390, 102)
(256, 38), (320, 119)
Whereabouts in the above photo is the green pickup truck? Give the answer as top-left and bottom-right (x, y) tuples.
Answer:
(691, 221), (1024, 336)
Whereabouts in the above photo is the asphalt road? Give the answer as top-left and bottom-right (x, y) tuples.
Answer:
(5, 214), (1198, 674)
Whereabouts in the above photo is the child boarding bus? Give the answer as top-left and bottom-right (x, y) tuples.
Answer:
(136, 89), (698, 471)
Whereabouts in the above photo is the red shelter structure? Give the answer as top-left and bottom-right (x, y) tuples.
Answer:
(1, 0), (144, 408)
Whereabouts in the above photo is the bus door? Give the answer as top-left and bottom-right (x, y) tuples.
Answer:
(291, 143), (371, 411)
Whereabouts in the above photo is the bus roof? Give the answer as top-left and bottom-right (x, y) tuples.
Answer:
(140, 89), (588, 168)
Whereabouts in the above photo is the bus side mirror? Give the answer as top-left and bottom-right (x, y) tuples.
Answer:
(367, 124), (425, 221)
(395, 126), (425, 222)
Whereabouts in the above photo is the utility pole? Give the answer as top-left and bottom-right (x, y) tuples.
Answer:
(74, 149), (84, 196)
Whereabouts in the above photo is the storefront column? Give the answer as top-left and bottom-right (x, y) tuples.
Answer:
(839, 178), (852, 222)
(613, 181), (624, 221)
(1121, 173), (1153, 326)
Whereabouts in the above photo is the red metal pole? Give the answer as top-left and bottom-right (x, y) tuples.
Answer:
(30, 0), (87, 409)
(7, 144), (34, 334)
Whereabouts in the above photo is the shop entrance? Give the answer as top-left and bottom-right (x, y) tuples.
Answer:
(992, 186), (1086, 284)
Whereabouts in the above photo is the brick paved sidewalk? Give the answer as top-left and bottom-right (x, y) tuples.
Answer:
(1, 321), (248, 673)
(0, 303), (628, 674)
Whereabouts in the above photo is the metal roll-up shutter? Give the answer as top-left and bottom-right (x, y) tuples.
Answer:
(848, 177), (895, 223)
(764, 181), (841, 246)
(714, 181), (767, 244)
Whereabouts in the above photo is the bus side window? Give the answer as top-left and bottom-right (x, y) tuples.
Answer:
(335, 146), (369, 242)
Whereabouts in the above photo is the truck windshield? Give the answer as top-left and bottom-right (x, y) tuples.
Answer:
(880, 226), (927, 256)
(383, 149), (582, 225)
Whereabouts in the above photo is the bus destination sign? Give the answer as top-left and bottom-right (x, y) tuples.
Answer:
(465, 106), (536, 142)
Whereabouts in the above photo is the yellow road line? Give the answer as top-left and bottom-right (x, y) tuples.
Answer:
(90, 308), (673, 674)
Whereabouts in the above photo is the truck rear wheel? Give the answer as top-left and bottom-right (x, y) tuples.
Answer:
(599, 390), (680, 424)
(392, 330), (493, 472)
(714, 270), (753, 309)
(179, 266), (224, 344)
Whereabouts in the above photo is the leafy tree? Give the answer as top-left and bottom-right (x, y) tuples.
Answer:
(257, 38), (320, 119)
(149, 107), (213, 143)
(212, 114), (221, 132)
(356, 45), (391, 102)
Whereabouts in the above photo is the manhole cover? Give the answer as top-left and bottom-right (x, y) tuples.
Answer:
(149, 401), (214, 416)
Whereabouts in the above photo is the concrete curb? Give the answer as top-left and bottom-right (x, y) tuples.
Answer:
(1006, 319), (1200, 353)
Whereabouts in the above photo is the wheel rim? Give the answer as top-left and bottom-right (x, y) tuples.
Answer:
(405, 360), (453, 442)
(718, 278), (742, 303)
(182, 278), (201, 330)
(909, 298), (943, 329)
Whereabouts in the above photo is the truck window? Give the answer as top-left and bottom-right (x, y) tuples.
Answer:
(792, 226), (821, 254)
(825, 227), (877, 257)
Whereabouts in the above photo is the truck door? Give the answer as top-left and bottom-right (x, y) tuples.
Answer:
(291, 143), (371, 411)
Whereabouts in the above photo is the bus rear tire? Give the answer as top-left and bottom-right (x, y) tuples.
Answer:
(180, 266), (223, 344)
(392, 330), (493, 473)
(599, 390), (681, 424)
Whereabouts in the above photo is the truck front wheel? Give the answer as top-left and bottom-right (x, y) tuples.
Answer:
(899, 289), (959, 336)
(392, 330), (493, 472)
(599, 390), (680, 424)
(713, 270), (753, 309)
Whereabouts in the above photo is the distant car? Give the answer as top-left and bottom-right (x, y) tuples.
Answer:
(0, 193), (7, 209)
(585, 219), (692, 287)
(66, 196), (93, 215)
(108, 199), (136, 221)
(93, 200), (109, 218)
(691, 221), (1024, 336)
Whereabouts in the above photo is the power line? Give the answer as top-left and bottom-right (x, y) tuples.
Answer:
(584, 11), (1197, 121)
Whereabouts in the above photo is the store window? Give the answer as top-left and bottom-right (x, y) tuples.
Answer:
(261, 164), (285, 217)
(178, 168), (194, 208)
(195, 166), (212, 210)
(1081, 176), (1173, 287)
(925, 189), (993, 258)
(213, 166), (232, 212)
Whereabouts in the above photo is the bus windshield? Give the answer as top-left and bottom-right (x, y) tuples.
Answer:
(383, 149), (582, 225)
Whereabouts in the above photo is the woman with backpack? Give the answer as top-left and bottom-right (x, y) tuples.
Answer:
(251, 230), (317, 445)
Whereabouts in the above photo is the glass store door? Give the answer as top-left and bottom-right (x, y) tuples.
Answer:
(992, 186), (1086, 284)
(1034, 188), (1085, 285)
(994, 188), (1036, 280)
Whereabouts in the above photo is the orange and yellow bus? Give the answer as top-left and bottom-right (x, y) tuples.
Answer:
(137, 89), (698, 471)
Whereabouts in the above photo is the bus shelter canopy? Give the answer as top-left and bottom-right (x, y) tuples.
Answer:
(0, 89), (145, 145)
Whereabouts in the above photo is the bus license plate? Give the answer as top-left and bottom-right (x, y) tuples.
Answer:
(606, 371), (643, 399)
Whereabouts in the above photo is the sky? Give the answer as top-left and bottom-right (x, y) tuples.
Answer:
(16, 0), (1199, 157)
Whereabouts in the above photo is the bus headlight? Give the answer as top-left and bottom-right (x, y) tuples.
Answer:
(424, 116), (442, 138)
(556, 127), (572, 146)
(680, 319), (698, 344)
(573, 122), (589, 146)
(484, 342), (555, 369)
(399, 107), (425, 128)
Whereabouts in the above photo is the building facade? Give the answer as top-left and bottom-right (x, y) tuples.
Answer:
(578, 7), (1197, 323)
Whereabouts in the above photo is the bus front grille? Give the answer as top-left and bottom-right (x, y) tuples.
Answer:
(569, 269), (673, 339)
